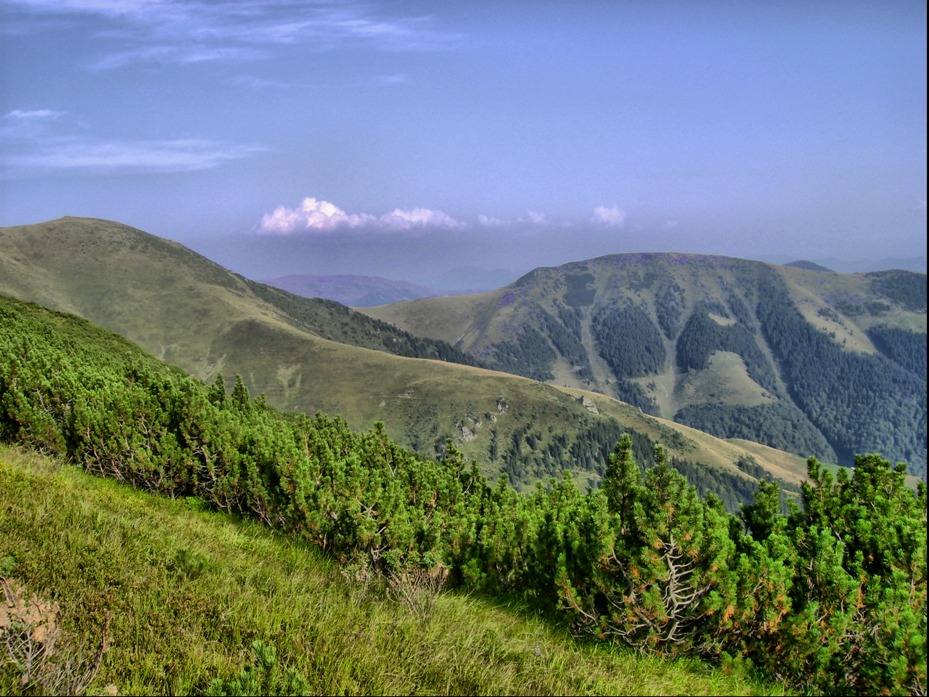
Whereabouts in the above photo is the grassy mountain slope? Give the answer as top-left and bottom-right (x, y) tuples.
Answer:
(0, 217), (480, 370)
(364, 253), (927, 476)
(0, 219), (807, 505)
(0, 446), (778, 696)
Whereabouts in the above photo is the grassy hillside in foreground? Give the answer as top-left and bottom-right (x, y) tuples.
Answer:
(0, 219), (812, 507)
(1, 293), (923, 695)
(0, 446), (780, 696)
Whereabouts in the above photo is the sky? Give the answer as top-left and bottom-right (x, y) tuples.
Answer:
(1, 0), (926, 288)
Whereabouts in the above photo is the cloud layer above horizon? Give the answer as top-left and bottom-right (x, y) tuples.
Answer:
(258, 198), (628, 234)
(259, 197), (464, 233)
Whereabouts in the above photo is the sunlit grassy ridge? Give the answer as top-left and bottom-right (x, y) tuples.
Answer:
(0, 446), (780, 696)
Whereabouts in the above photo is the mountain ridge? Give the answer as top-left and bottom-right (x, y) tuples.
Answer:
(364, 251), (927, 476)
(0, 216), (816, 506)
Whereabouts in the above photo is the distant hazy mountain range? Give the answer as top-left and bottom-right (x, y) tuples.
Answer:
(263, 274), (483, 307)
(265, 258), (927, 308)
(763, 255), (927, 274)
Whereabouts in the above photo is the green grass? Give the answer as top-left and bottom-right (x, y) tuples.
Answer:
(0, 445), (783, 696)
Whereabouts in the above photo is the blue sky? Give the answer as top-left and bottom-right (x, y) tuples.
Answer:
(1, 0), (925, 287)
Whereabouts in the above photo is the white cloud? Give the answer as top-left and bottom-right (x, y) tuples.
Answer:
(259, 198), (376, 233)
(257, 202), (692, 236)
(258, 198), (466, 234)
(591, 205), (626, 228)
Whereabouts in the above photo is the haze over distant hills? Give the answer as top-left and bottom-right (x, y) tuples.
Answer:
(0, 216), (823, 508)
(761, 255), (927, 274)
(263, 274), (486, 307)
(262, 258), (927, 308)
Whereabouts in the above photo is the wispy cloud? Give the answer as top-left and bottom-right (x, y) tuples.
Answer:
(224, 74), (294, 90)
(224, 71), (410, 92)
(477, 214), (506, 228)
(4, 108), (65, 120)
(1, 107), (70, 140)
(258, 197), (465, 234)
(4, 137), (266, 174)
(90, 44), (265, 71)
(1, 106), (265, 175)
(521, 210), (549, 226)
(6, 0), (463, 70)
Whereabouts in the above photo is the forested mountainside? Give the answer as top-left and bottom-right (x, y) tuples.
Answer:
(0, 218), (808, 507)
(364, 253), (928, 477)
(1, 293), (924, 696)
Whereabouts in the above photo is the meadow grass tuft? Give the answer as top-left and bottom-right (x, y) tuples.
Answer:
(0, 445), (783, 696)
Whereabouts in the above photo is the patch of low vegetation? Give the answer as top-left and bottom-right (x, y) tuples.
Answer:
(1, 293), (925, 695)
(0, 574), (109, 696)
(0, 446), (778, 696)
